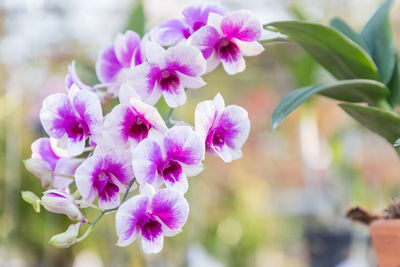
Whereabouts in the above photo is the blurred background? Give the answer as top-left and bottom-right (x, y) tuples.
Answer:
(1, 0), (400, 266)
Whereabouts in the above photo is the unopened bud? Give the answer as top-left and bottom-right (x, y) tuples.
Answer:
(21, 191), (41, 213)
(41, 190), (84, 221)
(49, 223), (81, 248)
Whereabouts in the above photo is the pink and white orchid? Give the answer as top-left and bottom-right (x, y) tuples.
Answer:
(102, 84), (167, 149)
(127, 42), (207, 107)
(151, 3), (226, 46)
(189, 10), (264, 74)
(96, 30), (145, 96)
(115, 184), (189, 253)
(132, 126), (204, 193)
(75, 149), (134, 210)
(25, 137), (83, 189)
(195, 93), (250, 162)
(40, 84), (103, 157)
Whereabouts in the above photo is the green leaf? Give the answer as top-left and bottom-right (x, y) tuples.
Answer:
(330, 18), (368, 51)
(387, 55), (400, 106)
(264, 21), (379, 81)
(124, 0), (145, 36)
(339, 102), (400, 144)
(271, 79), (389, 129)
(361, 0), (396, 84)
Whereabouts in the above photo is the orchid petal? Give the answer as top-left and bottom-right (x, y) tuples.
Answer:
(116, 195), (149, 247)
(150, 188), (189, 229)
(145, 41), (166, 66)
(221, 10), (262, 42)
(151, 19), (190, 46)
(127, 63), (162, 105)
(177, 72), (206, 89)
(164, 126), (205, 165)
(195, 93), (225, 141)
(95, 45), (122, 83)
(233, 38), (264, 56)
(188, 25), (220, 59)
(31, 137), (60, 170)
(162, 85), (187, 108)
(114, 30), (142, 68)
(132, 139), (163, 186)
(165, 45), (206, 77)
(53, 158), (83, 189)
(75, 155), (102, 204)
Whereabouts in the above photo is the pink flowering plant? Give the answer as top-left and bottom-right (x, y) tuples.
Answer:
(22, 2), (258, 253)
(23, 0), (399, 254)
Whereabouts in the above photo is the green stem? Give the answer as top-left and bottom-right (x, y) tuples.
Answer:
(166, 108), (175, 127)
(88, 178), (136, 226)
(76, 225), (93, 242)
(76, 200), (101, 211)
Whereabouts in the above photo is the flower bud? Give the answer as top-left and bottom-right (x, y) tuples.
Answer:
(41, 190), (84, 221)
(49, 223), (81, 248)
(21, 191), (41, 212)
(24, 159), (52, 189)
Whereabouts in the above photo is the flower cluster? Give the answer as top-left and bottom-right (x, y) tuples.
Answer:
(23, 3), (261, 253)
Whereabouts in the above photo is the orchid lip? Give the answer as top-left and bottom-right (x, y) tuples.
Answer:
(216, 38), (240, 62)
(95, 171), (119, 199)
(65, 117), (91, 141)
(141, 219), (162, 241)
(128, 116), (151, 141)
(159, 70), (180, 92)
(206, 128), (225, 152)
(157, 159), (182, 183)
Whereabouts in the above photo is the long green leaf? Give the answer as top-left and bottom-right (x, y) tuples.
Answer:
(264, 21), (379, 81)
(361, 0), (396, 84)
(339, 102), (400, 145)
(271, 79), (389, 129)
(330, 18), (368, 51)
(124, 0), (145, 36)
(387, 55), (400, 106)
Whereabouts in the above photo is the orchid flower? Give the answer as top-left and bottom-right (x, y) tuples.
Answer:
(75, 149), (134, 210)
(132, 126), (204, 193)
(102, 84), (167, 149)
(151, 3), (226, 46)
(116, 184), (189, 253)
(195, 93), (250, 162)
(127, 42), (206, 107)
(40, 84), (103, 157)
(189, 10), (264, 74)
(24, 137), (83, 189)
(96, 30), (145, 96)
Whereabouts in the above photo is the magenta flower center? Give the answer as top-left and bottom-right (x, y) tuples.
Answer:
(123, 109), (151, 142)
(129, 116), (150, 141)
(216, 38), (240, 62)
(206, 128), (225, 152)
(159, 70), (180, 92)
(141, 218), (162, 242)
(158, 160), (182, 183)
(95, 171), (119, 201)
(65, 119), (86, 140)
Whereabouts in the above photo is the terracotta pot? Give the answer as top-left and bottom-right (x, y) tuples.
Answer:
(370, 219), (400, 266)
